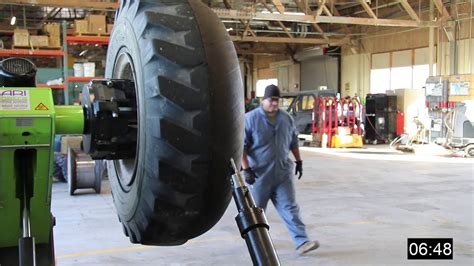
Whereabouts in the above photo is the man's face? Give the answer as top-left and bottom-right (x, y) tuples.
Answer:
(262, 97), (280, 113)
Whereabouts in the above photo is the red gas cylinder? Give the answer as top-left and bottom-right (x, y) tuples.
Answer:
(396, 111), (404, 136)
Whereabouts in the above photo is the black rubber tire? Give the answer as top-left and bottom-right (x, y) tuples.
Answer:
(105, 0), (244, 245)
(465, 145), (474, 157)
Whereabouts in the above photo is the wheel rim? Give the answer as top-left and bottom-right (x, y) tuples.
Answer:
(111, 48), (139, 188)
(467, 147), (474, 157)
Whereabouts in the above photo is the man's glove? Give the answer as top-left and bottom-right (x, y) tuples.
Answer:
(242, 168), (257, 185)
(295, 160), (303, 179)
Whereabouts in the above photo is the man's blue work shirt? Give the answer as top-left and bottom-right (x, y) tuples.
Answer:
(244, 106), (299, 184)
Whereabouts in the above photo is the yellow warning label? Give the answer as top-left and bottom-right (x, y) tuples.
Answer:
(34, 103), (49, 111)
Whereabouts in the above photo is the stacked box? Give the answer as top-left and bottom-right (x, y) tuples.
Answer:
(29, 36), (49, 47)
(13, 29), (29, 47)
(83, 62), (95, 77)
(87, 15), (106, 34)
(44, 23), (61, 47)
(74, 20), (89, 35)
(44, 23), (60, 36)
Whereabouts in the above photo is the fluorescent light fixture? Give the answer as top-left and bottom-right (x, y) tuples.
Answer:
(283, 12), (305, 16)
(261, 10), (305, 16)
(10, 16), (16, 26)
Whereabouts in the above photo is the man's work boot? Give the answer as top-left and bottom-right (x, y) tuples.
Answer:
(297, 240), (320, 255)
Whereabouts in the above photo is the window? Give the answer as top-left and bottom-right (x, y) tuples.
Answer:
(279, 96), (295, 110)
(370, 48), (438, 93)
(294, 95), (315, 112)
(301, 95), (315, 111)
(390, 66), (413, 90)
(412, 65), (429, 90)
(370, 68), (390, 93)
(256, 79), (278, 98)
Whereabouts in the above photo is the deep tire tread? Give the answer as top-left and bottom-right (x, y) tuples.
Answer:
(110, 0), (243, 246)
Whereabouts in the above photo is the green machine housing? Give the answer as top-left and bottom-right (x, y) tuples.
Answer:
(0, 87), (83, 248)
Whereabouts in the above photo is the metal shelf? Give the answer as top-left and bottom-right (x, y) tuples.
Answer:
(66, 36), (109, 45)
(0, 49), (64, 57)
(67, 76), (103, 82)
(37, 84), (66, 89)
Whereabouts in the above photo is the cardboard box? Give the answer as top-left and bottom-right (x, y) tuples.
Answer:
(74, 20), (89, 35)
(83, 62), (95, 77)
(29, 35), (49, 47)
(336, 127), (352, 136)
(107, 24), (114, 34)
(73, 63), (84, 77)
(44, 23), (60, 36)
(13, 29), (29, 47)
(44, 23), (61, 47)
(60, 136), (83, 154)
(48, 35), (61, 47)
(87, 15), (106, 34)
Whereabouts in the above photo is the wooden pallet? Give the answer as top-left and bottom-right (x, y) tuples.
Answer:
(12, 45), (62, 50)
(74, 32), (110, 37)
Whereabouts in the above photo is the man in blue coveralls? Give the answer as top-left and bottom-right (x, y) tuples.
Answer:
(241, 84), (320, 255)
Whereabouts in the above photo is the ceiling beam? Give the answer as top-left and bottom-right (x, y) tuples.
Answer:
(293, 0), (329, 41)
(358, 0), (377, 19)
(242, 20), (253, 38)
(234, 43), (288, 56)
(213, 9), (439, 28)
(312, 24), (330, 41)
(277, 21), (294, 38)
(0, 0), (118, 10)
(431, 0), (451, 21)
(322, 5), (333, 17)
(317, 15), (434, 27)
(327, 1), (351, 34)
(294, 0), (310, 14)
(272, 0), (285, 14)
(262, 0), (293, 38)
(399, 0), (420, 22)
(231, 35), (348, 45)
(224, 0), (256, 37)
(314, 0), (327, 17)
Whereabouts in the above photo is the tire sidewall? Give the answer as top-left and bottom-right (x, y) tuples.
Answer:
(105, 16), (147, 222)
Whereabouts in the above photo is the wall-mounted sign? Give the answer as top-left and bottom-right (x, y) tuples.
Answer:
(449, 82), (470, 96)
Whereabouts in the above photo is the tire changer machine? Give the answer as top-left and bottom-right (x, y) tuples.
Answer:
(0, 58), (280, 265)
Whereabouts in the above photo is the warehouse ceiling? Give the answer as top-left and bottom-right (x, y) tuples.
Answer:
(0, 0), (471, 55)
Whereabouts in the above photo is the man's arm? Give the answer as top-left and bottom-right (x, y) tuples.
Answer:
(242, 113), (253, 170)
(242, 150), (250, 169)
(289, 114), (303, 179)
(291, 148), (301, 161)
(289, 116), (301, 161)
(292, 147), (303, 179)
(242, 117), (257, 184)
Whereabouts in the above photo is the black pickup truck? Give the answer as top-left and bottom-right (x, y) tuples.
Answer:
(286, 90), (337, 134)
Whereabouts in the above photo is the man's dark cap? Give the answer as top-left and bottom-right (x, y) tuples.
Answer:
(263, 84), (280, 99)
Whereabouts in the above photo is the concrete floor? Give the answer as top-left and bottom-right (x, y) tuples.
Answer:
(52, 147), (473, 265)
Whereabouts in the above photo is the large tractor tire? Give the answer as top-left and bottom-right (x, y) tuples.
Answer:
(105, 0), (244, 245)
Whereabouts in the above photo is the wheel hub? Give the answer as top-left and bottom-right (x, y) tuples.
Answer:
(82, 79), (138, 160)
